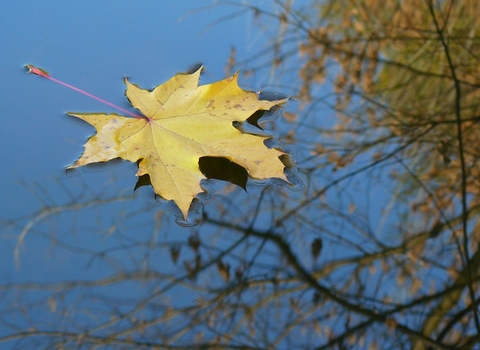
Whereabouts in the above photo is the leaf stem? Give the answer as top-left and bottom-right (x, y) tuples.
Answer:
(25, 64), (145, 119)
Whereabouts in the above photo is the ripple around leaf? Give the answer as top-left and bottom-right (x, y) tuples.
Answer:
(175, 200), (203, 227)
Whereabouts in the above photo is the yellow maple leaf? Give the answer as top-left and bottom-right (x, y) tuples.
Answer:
(67, 67), (288, 219)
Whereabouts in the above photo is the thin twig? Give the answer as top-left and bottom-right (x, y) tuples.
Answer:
(427, 0), (480, 335)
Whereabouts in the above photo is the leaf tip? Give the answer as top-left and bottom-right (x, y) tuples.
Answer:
(186, 63), (204, 75)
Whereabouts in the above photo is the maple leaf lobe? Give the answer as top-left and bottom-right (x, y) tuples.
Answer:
(68, 67), (289, 219)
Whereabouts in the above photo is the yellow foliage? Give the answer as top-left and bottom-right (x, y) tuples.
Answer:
(68, 67), (288, 219)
